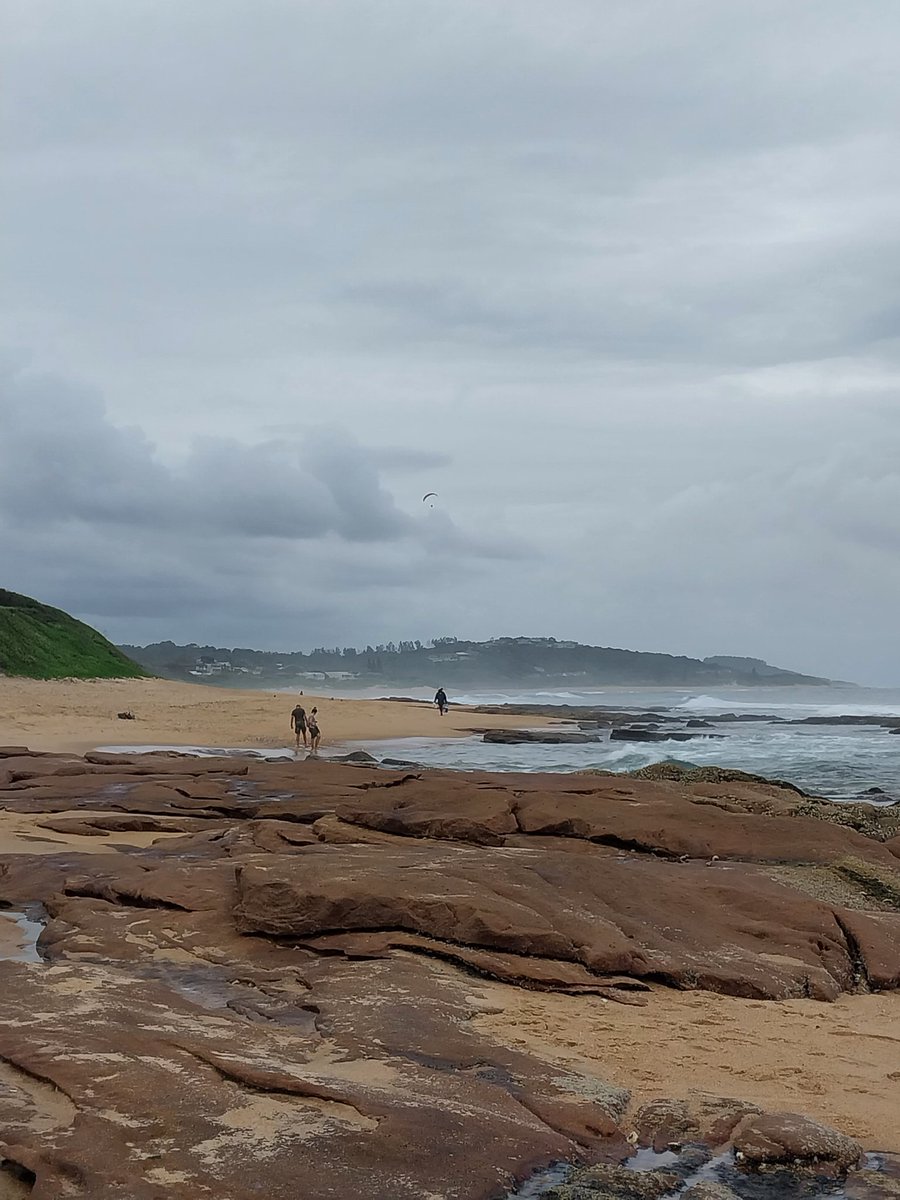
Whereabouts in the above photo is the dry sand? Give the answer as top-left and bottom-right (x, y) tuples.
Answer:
(0, 676), (548, 756)
(471, 983), (900, 1150)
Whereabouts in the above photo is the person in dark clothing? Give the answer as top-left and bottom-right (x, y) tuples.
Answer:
(290, 703), (307, 749)
(434, 687), (448, 716)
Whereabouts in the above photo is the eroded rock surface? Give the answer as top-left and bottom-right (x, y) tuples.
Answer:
(0, 750), (897, 1199)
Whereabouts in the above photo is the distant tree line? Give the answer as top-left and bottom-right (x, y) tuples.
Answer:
(118, 636), (829, 689)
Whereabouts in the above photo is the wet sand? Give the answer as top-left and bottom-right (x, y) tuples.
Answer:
(0, 808), (190, 856)
(0, 908), (41, 961)
(0, 676), (550, 756)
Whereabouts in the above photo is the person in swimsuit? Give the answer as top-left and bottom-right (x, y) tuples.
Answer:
(290, 703), (307, 750)
(307, 707), (321, 754)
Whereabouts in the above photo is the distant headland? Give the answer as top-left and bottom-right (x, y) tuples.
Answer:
(119, 635), (835, 690)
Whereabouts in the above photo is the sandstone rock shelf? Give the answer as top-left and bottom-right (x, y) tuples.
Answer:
(0, 748), (898, 1198)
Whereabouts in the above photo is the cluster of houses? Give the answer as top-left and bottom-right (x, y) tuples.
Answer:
(187, 656), (360, 682)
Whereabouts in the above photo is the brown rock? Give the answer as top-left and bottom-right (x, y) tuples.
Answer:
(634, 1094), (761, 1151)
(682, 1184), (742, 1200)
(549, 1162), (680, 1199)
(0, 748), (895, 1200)
(338, 777), (518, 845)
(734, 1111), (863, 1171)
(233, 842), (863, 999)
(513, 782), (900, 866)
(834, 908), (900, 989)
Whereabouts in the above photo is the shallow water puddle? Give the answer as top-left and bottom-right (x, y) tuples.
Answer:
(626, 1148), (681, 1171)
(503, 1162), (570, 1197)
(503, 1149), (894, 1199)
(0, 906), (46, 963)
(130, 962), (319, 1030)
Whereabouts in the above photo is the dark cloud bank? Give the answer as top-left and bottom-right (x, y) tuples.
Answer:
(2, 2), (899, 683)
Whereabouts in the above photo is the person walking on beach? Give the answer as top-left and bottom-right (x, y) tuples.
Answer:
(434, 687), (448, 716)
(307, 707), (321, 754)
(290, 702), (308, 750)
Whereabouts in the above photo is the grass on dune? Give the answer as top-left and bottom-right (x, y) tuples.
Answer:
(0, 589), (150, 680)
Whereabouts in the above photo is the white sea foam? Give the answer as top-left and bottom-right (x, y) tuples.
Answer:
(363, 682), (900, 718)
(676, 694), (754, 711)
(676, 693), (900, 717)
(355, 722), (900, 802)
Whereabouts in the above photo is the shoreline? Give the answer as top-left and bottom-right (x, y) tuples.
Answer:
(0, 676), (555, 756)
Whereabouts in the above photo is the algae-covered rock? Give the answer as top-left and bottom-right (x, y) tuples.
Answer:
(544, 1163), (679, 1199)
(634, 1095), (761, 1151)
(734, 1112), (862, 1172)
(682, 1184), (742, 1200)
(628, 763), (806, 794)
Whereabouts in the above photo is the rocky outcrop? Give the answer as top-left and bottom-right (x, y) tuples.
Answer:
(634, 1094), (761, 1151)
(786, 716), (900, 729)
(610, 728), (724, 742)
(734, 1112), (862, 1171)
(483, 729), (602, 744)
(628, 762), (809, 795)
(0, 750), (898, 1199)
(232, 841), (881, 999)
(542, 1131), (882, 1200)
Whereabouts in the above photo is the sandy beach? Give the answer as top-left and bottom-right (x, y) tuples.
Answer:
(0, 675), (549, 756)
(472, 984), (900, 1150)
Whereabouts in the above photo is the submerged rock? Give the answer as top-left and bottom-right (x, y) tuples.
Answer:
(610, 729), (724, 743)
(544, 1162), (680, 1199)
(681, 1183), (741, 1200)
(483, 729), (602, 744)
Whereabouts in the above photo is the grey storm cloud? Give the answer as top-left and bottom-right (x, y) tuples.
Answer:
(2, 1), (900, 680)
(1, 368), (419, 542)
(0, 365), (532, 646)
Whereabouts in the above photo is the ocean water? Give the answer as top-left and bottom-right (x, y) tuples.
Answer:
(353, 684), (900, 802)
(362, 683), (900, 719)
(101, 685), (900, 804)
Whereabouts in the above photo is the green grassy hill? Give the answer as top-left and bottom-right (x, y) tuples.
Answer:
(0, 590), (150, 680)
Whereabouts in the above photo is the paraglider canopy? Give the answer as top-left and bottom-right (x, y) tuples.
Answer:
(422, 492), (438, 507)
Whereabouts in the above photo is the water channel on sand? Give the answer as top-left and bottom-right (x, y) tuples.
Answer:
(0, 905), (45, 963)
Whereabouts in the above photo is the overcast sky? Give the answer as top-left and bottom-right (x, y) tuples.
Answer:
(3, 1), (899, 685)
